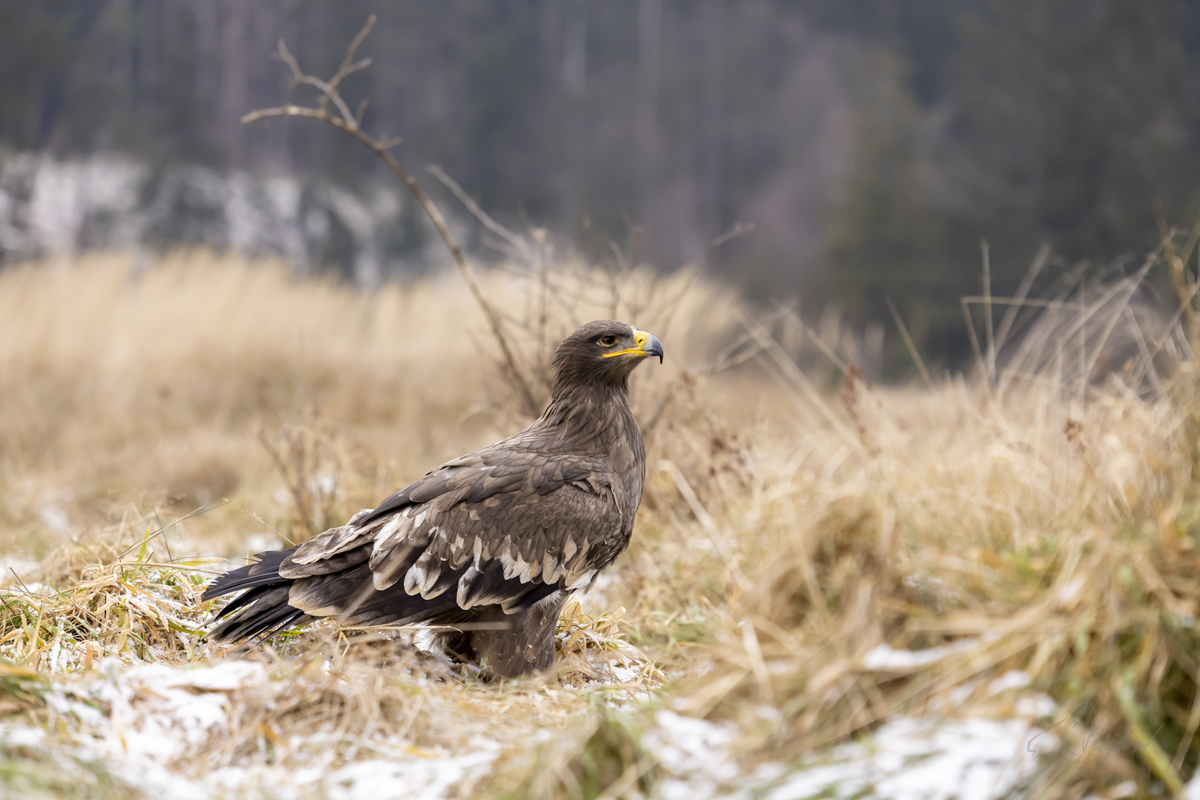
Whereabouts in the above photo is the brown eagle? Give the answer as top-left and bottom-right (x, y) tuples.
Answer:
(203, 320), (663, 678)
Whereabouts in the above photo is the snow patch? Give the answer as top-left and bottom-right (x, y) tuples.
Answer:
(861, 639), (978, 671)
(637, 703), (1057, 800)
(33, 657), (504, 800)
(735, 716), (1053, 800)
(323, 753), (498, 800)
(645, 710), (739, 800)
(0, 556), (41, 586)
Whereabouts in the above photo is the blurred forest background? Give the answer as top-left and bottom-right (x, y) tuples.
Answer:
(2, 0), (1200, 367)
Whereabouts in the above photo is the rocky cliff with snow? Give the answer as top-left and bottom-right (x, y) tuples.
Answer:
(0, 153), (439, 286)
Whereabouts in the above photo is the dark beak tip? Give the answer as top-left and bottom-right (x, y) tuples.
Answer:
(645, 333), (664, 364)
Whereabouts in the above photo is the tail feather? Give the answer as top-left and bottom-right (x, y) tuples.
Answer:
(209, 586), (308, 641)
(204, 550), (311, 642)
(202, 550), (293, 601)
(210, 584), (274, 622)
(202, 547), (563, 654)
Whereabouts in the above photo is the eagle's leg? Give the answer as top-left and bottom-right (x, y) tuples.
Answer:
(417, 627), (477, 665)
(470, 590), (567, 679)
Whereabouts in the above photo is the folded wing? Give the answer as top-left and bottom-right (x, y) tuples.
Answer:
(264, 446), (620, 627)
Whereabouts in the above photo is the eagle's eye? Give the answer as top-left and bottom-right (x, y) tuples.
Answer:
(599, 334), (617, 346)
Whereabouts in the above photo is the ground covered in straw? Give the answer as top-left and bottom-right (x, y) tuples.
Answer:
(2, 250), (1199, 799)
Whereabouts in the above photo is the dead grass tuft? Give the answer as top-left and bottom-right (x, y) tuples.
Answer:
(0, 542), (216, 674)
(1, 246), (1199, 797)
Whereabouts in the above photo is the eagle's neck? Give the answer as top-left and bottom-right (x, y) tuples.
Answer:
(539, 374), (647, 555)
(539, 379), (640, 456)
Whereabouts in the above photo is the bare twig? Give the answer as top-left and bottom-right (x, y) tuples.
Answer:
(1158, 205), (1200, 349)
(743, 317), (862, 449)
(960, 297), (987, 385)
(994, 243), (1050, 353)
(778, 304), (849, 376)
(428, 165), (528, 258)
(114, 503), (229, 561)
(660, 460), (745, 591)
(981, 241), (996, 384)
(641, 303), (788, 435)
(243, 16), (540, 417)
(654, 222), (754, 342)
(884, 297), (932, 387)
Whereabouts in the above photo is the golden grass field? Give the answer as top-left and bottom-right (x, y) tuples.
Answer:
(1, 248), (1199, 799)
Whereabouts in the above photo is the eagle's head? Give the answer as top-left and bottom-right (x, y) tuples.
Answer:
(551, 320), (664, 392)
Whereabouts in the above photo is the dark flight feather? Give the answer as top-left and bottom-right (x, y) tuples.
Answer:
(203, 320), (662, 677)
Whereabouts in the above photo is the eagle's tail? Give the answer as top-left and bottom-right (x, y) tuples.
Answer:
(202, 549), (310, 642)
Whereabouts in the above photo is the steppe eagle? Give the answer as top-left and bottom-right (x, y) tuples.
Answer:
(203, 320), (663, 678)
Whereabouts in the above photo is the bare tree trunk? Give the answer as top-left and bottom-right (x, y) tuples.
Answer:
(134, 0), (160, 118)
(249, 0), (286, 172)
(540, 0), (563, 86)
(218, 0), (250, 165)
(635, 0), (662, 230)
(562, 0), (588, 99)
(37, 0), (106, 146)
(701, 0), (725, 243)
(560, 0), (588, 238)
(192, 0), (221, 144)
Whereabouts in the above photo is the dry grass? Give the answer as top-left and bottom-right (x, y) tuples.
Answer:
(0, 247), (1198, 798)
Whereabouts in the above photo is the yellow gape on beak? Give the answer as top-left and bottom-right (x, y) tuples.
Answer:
(602, 330), (665, 363)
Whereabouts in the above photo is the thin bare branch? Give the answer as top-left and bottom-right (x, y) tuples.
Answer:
(1158, 204), (1199, 349)
(654, 222), (755, 342)
(778, 305), (849, 376)
(884, 297), (933, 387)
(274, 40), (305, 84)
(273, 24), (366, 127)
(329, 16), (377, 97)
(428, 164), (527, 255)
(241, 18), (541, 418)
(316, 15), (376, 122)
(981, 241), (996, 384)
(743, 316), (862, 449)
(994, 243), (1050, 352)
(960, 297), (987, 385)
(643, 304), (789, 435)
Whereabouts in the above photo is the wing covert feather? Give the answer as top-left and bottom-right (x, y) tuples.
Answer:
(284, 440), (627, 618)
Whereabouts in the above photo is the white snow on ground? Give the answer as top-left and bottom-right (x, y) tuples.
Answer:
(4, 652), (1059, 800)
(861, 640), (979, 671)
(0, 556), (41, 587)
(645, 710), (740, 800)
(12, 658), (501, 800)
(319, 752), (499, 800)
(633, 666), (1059, 800)
(742, 716), (1056, 800)
(639, 711), (1056, 800)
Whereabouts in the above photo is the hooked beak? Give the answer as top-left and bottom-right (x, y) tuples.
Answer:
(603, 330), (664, 364)
(640, 332), (664, 364)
